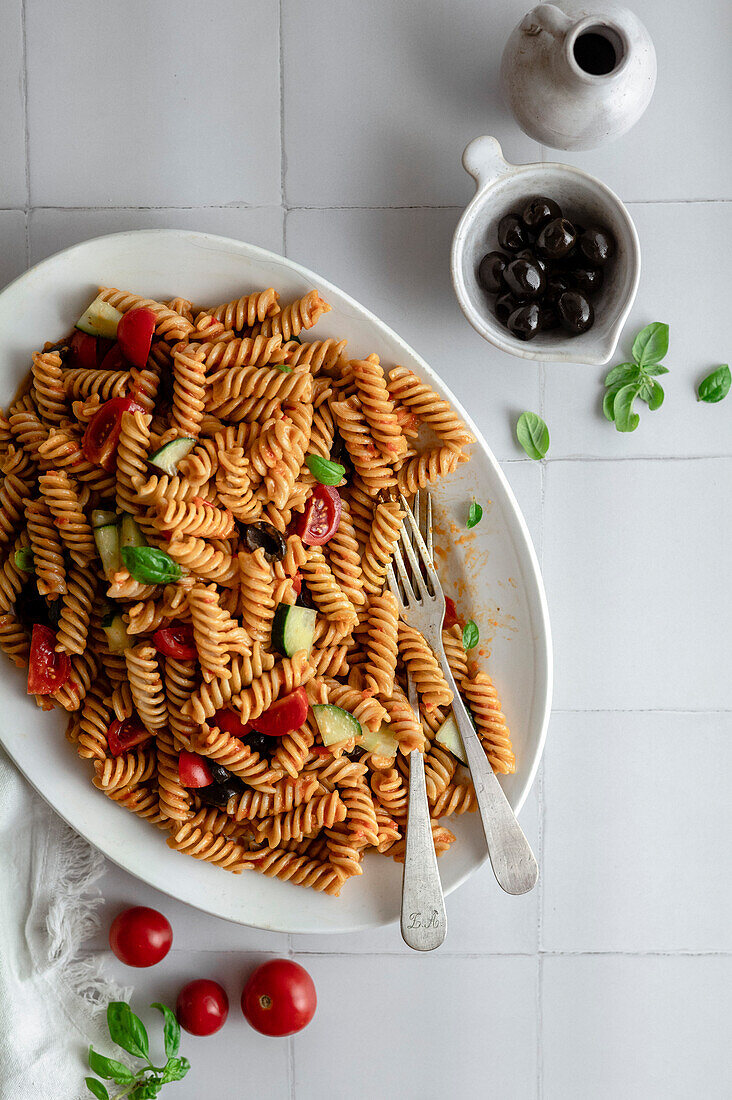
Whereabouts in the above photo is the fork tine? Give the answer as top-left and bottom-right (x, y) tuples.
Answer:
(399, 523), (431, 601)
(424, 491), (433, 559)
(400, 495), (440, 598)
(391, 542), (416, 605)
(386, 563), (401, 604)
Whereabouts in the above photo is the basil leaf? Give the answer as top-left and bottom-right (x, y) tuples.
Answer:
(129, 1083), (161, 1100)
(632, 322), (669, 367)
(305, 454), (345, 486)
(85, 1079), (110, 1100)
(162, 1056), (191, 1083)
(636, 378), (654, 404)
(613, 384), (640, 432)
(107, 1001), (149, 1060)
(151, 1002), (181, 1059)
(515, 411), (549, 460)
(121, 546), (182, 585)
(88, 1047), (135, 1083)
(642, 364), (669, 376)
(466, 500), (482, 529)
(648, 380), (665, 411)
(603, 386), (622, 422)
(14, 547), (34, 572)
(604, 363), (639, 388)
(275, 363), (293, 372)
(462, 619), (479, 650)
(697, 364), (731, 404)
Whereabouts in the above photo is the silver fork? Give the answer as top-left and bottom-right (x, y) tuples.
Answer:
(396, 492), (447, 952)
(388, 493), (539, 896)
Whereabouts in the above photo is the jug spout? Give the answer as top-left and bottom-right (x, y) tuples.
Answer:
(521, 3), (573, 39)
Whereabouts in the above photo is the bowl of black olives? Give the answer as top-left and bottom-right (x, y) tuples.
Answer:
(452, 136), (640, 364)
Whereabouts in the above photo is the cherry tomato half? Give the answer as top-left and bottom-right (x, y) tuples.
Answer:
(68, 330), (98, 370)
(109, 906), (172, 968)
(117, 307), (156, 370)
(178, 750), (214, 788)
(153, 621), (197, 660)
(82, 396), (145, 470)
(98, 342), (126, 372)
(241, 959), (316, 1037)
(212, 708), (254, 739)
(27, 624), (70, 695)
(294, 484), (342, 546)
(176, 979), (229, 1036)
(255, 688), (309, 737)
(107, 716), (152, 757)
(443, 596), (459, 630)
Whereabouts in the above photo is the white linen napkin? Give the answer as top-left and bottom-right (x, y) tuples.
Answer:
(0, 747), (130, 1100)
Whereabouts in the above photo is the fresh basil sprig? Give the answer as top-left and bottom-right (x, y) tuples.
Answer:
(516, 411), (550, 460)
(305, 454), (346, 486)
(86, 1001), (189, 1098)
(697, 364), (730, 404)
(466, 500), (483, 529)
(462, 619), (479, 650)
(121, 546), (182, 585)
(603, 322), (669, 432)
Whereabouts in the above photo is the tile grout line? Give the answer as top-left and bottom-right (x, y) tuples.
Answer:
(19, 0), (30, 269)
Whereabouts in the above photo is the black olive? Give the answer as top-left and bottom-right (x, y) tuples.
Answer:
(477, 251), (508, 294)
(346, 745), (366, 761)
(296, 580), (317, 611)
(538, 304), (560, 331)
(243, 522), (287, 563)
(497, 213), (531, 252)
(507, 303), (541, 341)
(544, 272), (572, 303)
(494, 291), (523, 326)
(557, 291), (594, 334)
(503, 258), (545, 300)
(206, 761), (244, 787)
(570, 266), (604, 295)
(521, 196), (562, 232)
(579, 226), (615, 266)
(515, 249), (547, 274)
(14, 578), (53, 632)
(242, 731), (271, 757)
(536, 217), (577, 260)
(197, 782), (242, 809)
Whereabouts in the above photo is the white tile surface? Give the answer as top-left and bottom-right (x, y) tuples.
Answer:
(29, 205), (284, 265)
(543, 458), (732, 710)
(542, 711), (732, 953)
(0, 210), (27, 288)
(292, 954), (537, 1099)
(542, 955), (732, 1100)
(26, 0), (281, 207)
(0, 0), (27, 206)
(282, 0), (540, 207)
(286, 207), (543, 459)
(543, 203), (732, 458)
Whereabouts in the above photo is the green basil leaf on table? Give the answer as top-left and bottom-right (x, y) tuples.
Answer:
(462, 619), (479, 650)
(161, 1056), (191, 1083)
(631, 322), (669, 367)
(14, 547), (34, 572)
(88, 1047), (135, 1083)
(85, 1079), (110, 1100)
(107, 1001), (149, 1060)
(697, 364), (731, 404)
(613, 384), (641, 432)
(121, 546), (182, 585)
(466, 500), (483, 529)
(305, 454), (345, 486)
(604, 363), (639, 388)
(151, 1002), (181, 1059)
(516, 411), (549, 460)
(647, 380), (665, 411)
(603, 386), (622, 422)
(641, 363), (669, 376)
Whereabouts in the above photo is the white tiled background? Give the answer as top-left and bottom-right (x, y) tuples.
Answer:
(4, 1), (731, 1097)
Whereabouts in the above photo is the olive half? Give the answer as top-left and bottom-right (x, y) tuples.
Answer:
(242, 521), (287, 562)
(507, 303), (541, 341)
(497, 213), (531, 252)
(521, 196), (562, 232)
(197, 782), (244, 809)
(477, 251), (508, 293)
(503, 257), (545, 300)
(537, 217), (578, 260)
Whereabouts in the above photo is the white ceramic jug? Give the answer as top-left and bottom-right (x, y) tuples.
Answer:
(500, 2), (656, 150)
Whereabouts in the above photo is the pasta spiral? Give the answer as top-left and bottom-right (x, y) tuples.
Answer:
(352, 355), (407, 459)
(32, 351), (66, 424)
(397, 622), (453, 712)
(460, 671), (515, 774)
(250, 290), (331, 342)
(25, 497), (66, 598)
(210, 288), (280, 331)
(98, 288), (194, 342)
(38, 469), (96, 566)
(125, 644), (167, 730)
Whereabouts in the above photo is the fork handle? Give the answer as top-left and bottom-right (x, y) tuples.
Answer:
(401, 749), (447, 950)
(436, 644), (539, 895)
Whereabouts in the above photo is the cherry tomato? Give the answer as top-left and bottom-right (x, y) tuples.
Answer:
(255, 688), (309, 738)
(81, 396), (145, 470)
(241, 959), (316, 1037)
(117, 307), (156, 369)
(294, 485), (342, 545)
(107, 716), (152, 756)
(109, 906), (172, 968)
(176, 979), (229, 1036)
(68, 330), (98, 370)
(98, 342), (127, 371)
(95, 336), (115, 366)
(443, 596), (459, 630)
(178, 750), (214, 788)
(152, 621), (197, 660)
(291, 572), (302, 596)
(27, 624), (70, 695)
(212, 708), (254, 739)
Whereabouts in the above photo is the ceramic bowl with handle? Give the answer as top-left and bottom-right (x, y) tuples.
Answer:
(451, 135), (640, 365)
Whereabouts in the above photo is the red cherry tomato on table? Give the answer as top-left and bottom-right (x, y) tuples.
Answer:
(255, 687), (309, 737)
(443, 596), (459, 630)
(294, 484), (342, 545)
(212, 708), (254, 739)
(153, 621), (197, 660)
(68, 330), (98, 370)
(177, 979), (229, 1036)
(117, 307), (156, 369)
(82, 396), (145, 470)
(107, 715), (152, 756)
(178, 750), (214, 788)
(109, 906), (172, 968)
(241, 959), (316, 1037)
(27, 624), (70, 695)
